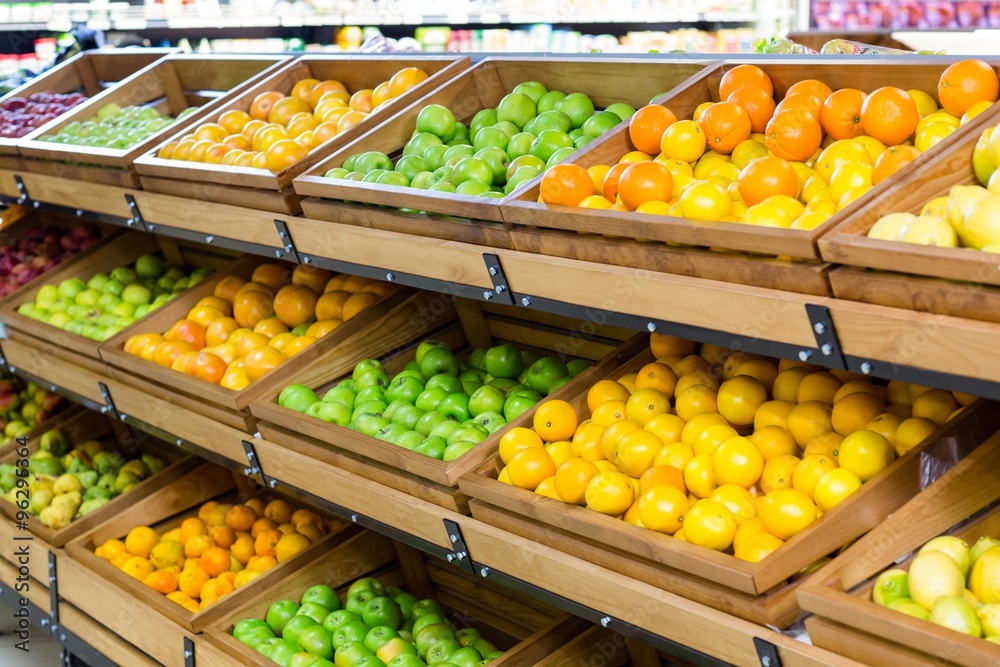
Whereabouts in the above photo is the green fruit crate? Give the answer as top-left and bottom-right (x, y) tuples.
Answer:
(499, 59), (1000, 295)
(249, 297), (644, 513)
(457, 344), (1000, 629)
(204, 527), (599, 667)
(799, 426), (1000, 667)
(0, 406), (198, 547)
(15, 54), (290, 189)
(0, 231), (236, 381)
(62, 461), (355, 663)
(292, 56), (712, 248)
(133, 55), (471, 215)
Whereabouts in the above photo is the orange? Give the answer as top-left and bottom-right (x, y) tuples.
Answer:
(692, 422), (738, 457)
(803, 432), (843, 459)
(727, 86), (775, 134)
(654, 442), (694, 470)
(144, 570), (179, 595)
(719, 65), (773, 100)
(751, 425), (797, 461)
(860, 87), (920, 146)
(738, 155), (797, 206)
(837, 430), (895, 482)
(711, 436), (764, 488)
(254, 317), (289, 338)
(244, 347), (286, 381)
(637, 485), (688, 534)
(251, 517), (278, 538)
(241, 119), (267, 142)
(152, 340), (193, 369)
(189, 351), (227, 384)
(733, 517), (769, 554)
(342, 292), (379, 320)
(792, 455), (838, 498)
(893, 417), (937, 456)
(591, 400), (626, 427)
(214, 275), (247, 302)
(388, 67), (429, 97)
(710, 484), (757, 524)
(306, 320), (342, 338)
(735, 532), (785, 563)
(669, 354), (709, 377)
(166, 319), (206, 350)
(208, 525), (236, 550)
(554, 457), (600, 505)
(872, 145), (921, 185)
(638, 464), (685, 495)
(820, 88), (867, 140)
(507, 448), (556, 491)
(184, 534), (215, 559)
(628, 105), (678, 155)
(200, 547), (231, 577)
(754, 400), (795, 430)
(625, 388), (670, 427)
(97, 539), (127, 561)
(539, 163), (594, 207)
(272, 284), (318, 327)
(284, 336), (315, 358)
(734, 358), (778, 389)
(716, 375), (767, 426)
(178, 566), (210, 599)
(290, 78), (320, 104)
(765, 109), (823, 162)
(772, 367), (812, 403)
(336, 110), (368, 133)
(831, 391), (886, 436)
(252, 124), (289, 153)
(760, 454), (800, 494)
(234, 332), (269, 358)
(254, 529), (282, 557)
(674, 384), (718, 422)
(233, 570), (262, 589)
(265, 139), (309, 172)
(125, 526), (160, 558)
(675, 370), (720, 395)
(586, 380), (631, 412)
(584, 471), (635, 516)
(233, 290), (276, 329)
(683, 501), (737, 551)
(248, 555), (279, 572)
(205, 317), (239, 347)
(787, 401), (834, 447)
(834, 380), (880, 403)
(613, 161), (672, 211)
(309, 80), (349, 108)
(194, 123), (226, 144)
(226, 505), (257, 532)
(287, 265), (330, 295)
(185, 303), (223, 327)
(634, 362), (678, 397)
(938, 59), (1000, 116)
(276, 533), (311, 563)
(499, 427), (543, 464)
(533, 400), (578, 442)
(268, 96), (310, 125)
(600, 420), (642, 461)
(571, 423), (606, 462)
(775, 91), (824, 117)
(797, 371), (842, 405)
(250, 91), (283, 121)
(911, 388), (958, 426)
(203, 143), (232, 164)
(597, 162), (627, 203)
(222, 134), (251, 151)
(157, 142), (178, 159)
(699, 102), (752, 155)
(813, 467), (863, 511)
(614, 429), (664, 477)
(759, 489), (818, 540)
(866, 412), (902, 445)
(684, 453), (717, 498)
(230, 536), (255, 565)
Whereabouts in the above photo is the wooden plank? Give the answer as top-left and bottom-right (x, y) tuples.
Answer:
(806, 616), (963, 667)
(138, 174), (303, 215)
(0, 335), (106, 405)
(59, 603), (164, 667)
(536, 625), (632, 667)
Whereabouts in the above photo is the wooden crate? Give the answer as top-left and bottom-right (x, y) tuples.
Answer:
(64, 461), (354, 636)
(134, 55), (471, 215)
(293, 57), (712, 245)
(15, 54), (289, 188)
(0, 48), (173, 169)
(457, 344), (1000, 629)
(250, 297), (643, 493)
(798, 428), (1000, 667)
(500, 59), (1000, 294)
(0, 395), (80, 460)
(97, 256), (414, 433)
(205, 527), (587, 667)
(0, 407), (198, 547)
(0, 231), (237, 375)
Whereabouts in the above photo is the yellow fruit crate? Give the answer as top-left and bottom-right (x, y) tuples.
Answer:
(458, 342), (1000, 629)
(799, 429), (1000, 667)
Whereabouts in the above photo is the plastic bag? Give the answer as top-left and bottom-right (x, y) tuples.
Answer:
(752, 37), (818, 54)
(820, 39), (946, 55)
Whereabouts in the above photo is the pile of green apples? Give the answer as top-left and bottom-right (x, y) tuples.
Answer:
(233, 575), (503, 666)
(16, 254), (213, 341)
(39, 102), (199, 149)
(0, 427), (167, 528)
(278, 339), (589, 461)
(0, 376), (68, 446)
(324, 80), (641, 201)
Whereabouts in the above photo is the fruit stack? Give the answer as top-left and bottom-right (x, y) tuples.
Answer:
(0, 425), (167, 528)
(40, 103), (197, 150)
(0, 376), (68, 447)
(123, 263), (389, 390)
(155, 67), (432, 172)
(496, 334), (973, 563)
(536, 60), (999, 231)
(278, 338), (590, 461)
(95, 497), (335, 612)
(0, 90), (88, 139)
(324, 80), (642, 200)
(0, 222), (100, 298)
(17, 253), (211, 341)
(872, 533), (1000, 642)
(233, 575), (504, 666)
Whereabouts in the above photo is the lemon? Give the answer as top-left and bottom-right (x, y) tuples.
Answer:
(901, 215), (958, 247)
(919, 536), (971, 576)
(792, 455), (838, 499)
(894, 417), (937, 456)
(929, 596), (983, 637)
(979, 603), (1000, 635)
(907, 89), (939, 117)
(970, 547), (1000, 604)
(946, 185), (991, 238)
(921, 196), (951, 218)
(679, 181), (731, 221)
(734, 532), (784, 563)
(813, 468), (862, 511)
(914, 122), (955, 152)
(758, 489), (817, 541)
(872, 569), (910, 607)
(887, 598), (931, 620)
(837, 430), (895, 482)
(909, 551), (966, 610)
(760, 455), (800, 495)
(867, 212), (915, 241)
(974, 127), (996, 186)
(683, 454), (717, 499)
(692, 423), (738, 457)
(971, 536), (1000, 564)
(829, 162), (873, 202)
(963, 194), (1000, 249)
(683, 500), (737, 551)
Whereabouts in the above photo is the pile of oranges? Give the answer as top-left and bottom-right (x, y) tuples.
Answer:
(95, 497), (334, 612)
(123, 262), (389, 390)
(539, 60), (999, 231)
(155, 67), (430, 172)
(497, 334), (975, 564)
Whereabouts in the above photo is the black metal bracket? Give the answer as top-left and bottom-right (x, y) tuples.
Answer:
(0, 341), (8, 368)
(184, 636), (196, 667)
(124, 194), (148, 232)
(442, 519), (476, 574)
(805, 304), (846, 370)
(47, 551), (59, 628)
(241, 439), (274, 490)
(97, 382), (118, 419)
(482, 253), (515, 305)
(14, 175), (32, 208)
(753, 637), (782, 667)
(274, 219), (300, 263)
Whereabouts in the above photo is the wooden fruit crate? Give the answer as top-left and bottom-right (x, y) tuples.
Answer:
(0, 407), (198, 546)
(64, 461), (354, 636)
(798, 427), (1000, 667)
(293, 57), (712, 247)
(15, 54), (289, 188)
(0, 48), (173, 169)
(205, 527), (588, 667)
(0, 231), (237, 378)
(97, 256), (415, 433)
(500, 59), (1000, 295)
(0, 395), (80, 460)
(134, 55), (471, 215)
(250, 297), (644, 506)
(457, 344), (1000, 629)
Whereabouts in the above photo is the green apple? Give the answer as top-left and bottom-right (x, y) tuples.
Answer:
(474, 411), (507, 434)
(376, 636), (417, 663)
(531, 130), (574, 162)
(424, 374), (463, 395)
(415, 624), (456, 657)
(351, 414), (389, 437)
(484, 343), (523, 379)
(323, 610), (361, 633)
(269, 640), (301, 667)
(302, 585), (341, 612)
(74, 288), (99, 307)
(422, 145), (449, 171)
(415, 104), (456, 140)
(279, 385), (320, 412)
(467, 385), (505, 416)
(323, 386), (356, 408)
(363, 597), (404, 630)
(345, 589), (379, 617)
(414, 388), (448, 412)
(57, 278), (85, 300)
(470, 638), (498, 656)
(474, 147), (510, 186)
(386, 375), (424, 404)
(288, 653), (319, 667)
(332, 621), (369, 650)
(402, 132), (443, 158)
(121, 283), (152, 306)
(135, 255), (164, 279)
(443, 440), (478, 461)
(391, 404), (425, 430)
(395, 430), (424, 450)
(377, 171), (410, 187)
(298, 602), (331, 624)
(450, 157), (493, 186)
(354, 151), (393, 174)
(355, 368), (390, 390)
(413, 436), (447, 460)
(469, 108), (499, 138)
(605, 102), (637, 121)
(240, 625), (277, 649)
(414, 410), (448, 436)
(363, 625), (400, 653)
(298, 625), (334, 660)
(537, 91), (566, 114)
(420, 348), (459, 378)
(428, 419), (460, 440)
(437, 393), (471, 422)
(525, 357), (569, 395)
(387, 655), (425, 667)
(316, 401), (351, 426)
(347, 577), (386, 599)
(496, 93), (536, 129)
(504, 166), (542, 195)
(233, 618), (269, 642)
(472, 126), (508, 152)
(410, 599), (446, 620)
(454, 628), (481, 646)
(448, 646), (484, 667)
(504, 392), (540, 421)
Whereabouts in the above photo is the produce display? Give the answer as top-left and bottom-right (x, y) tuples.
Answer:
(122, 264), (389, 389)
(536, 60), (999, 230)
(869, 117), (1000, 249)
(0, 221), (100, 297)
(278, 338), (590, 461)
(156, 67), (430, 172)
(872, 532), (1000, 642)
(323, 80), (644, 199)
(17, 253), (212, 341)
(0, 90), (88, 138)
(0, 376), (69, 446)
(232, 574), (505, 666)
(95, 496), (335, 612)
(497, 334), (973, 563)
(0, 425), (167, 528)
(40, 103), (199, 149)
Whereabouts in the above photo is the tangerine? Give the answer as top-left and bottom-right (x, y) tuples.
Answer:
(820, 88), (867, 140)
(738, 155), (798, 206)
(860, 87), (920, 146)
(540, 163), (594, 207)
(938, 59), (1000, 117)
(699, 102), (752, 155)
(629, 105), (678, 155)
(719, 65), (773, 100)
(727, 86), (775, 134)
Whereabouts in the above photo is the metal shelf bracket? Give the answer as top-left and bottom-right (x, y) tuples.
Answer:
(754, 637), (782, 667)
(97, 382), (118, 419)
(241, 439), (274, 489)
(14, 175), (33, 208)
(124, 195), (148, 232)
(442, 519), (477, 574)
(482, 253), (515, 305)
(805, 304), (847, 370)
(184, 636), (196, 667)
(48, 551), (59, 629)
(274, 219), (301, 263)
